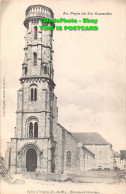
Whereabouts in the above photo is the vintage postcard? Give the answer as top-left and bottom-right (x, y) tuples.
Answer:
(0, 0), (126, 194)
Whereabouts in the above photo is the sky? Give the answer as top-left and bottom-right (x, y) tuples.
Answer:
(1, 0), (126, 156)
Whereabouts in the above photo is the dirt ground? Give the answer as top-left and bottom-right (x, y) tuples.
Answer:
(1, 170), (126, 194)
(11, 170), (123, 184)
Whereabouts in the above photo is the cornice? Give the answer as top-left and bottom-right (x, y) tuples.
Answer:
(19, 76), (55, 87)
(24, 17), (55, 28)
(27, 43), (52, 49)
(26, 5), (54, 18)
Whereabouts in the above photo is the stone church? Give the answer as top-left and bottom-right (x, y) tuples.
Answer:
(5, 4), (114, 174)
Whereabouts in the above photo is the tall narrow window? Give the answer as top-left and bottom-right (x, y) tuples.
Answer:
(25, 53), (28, 62)
(44, 66), (47, 74)
(31, 88), (33, 101)
(33, 52), (37, 66)
(31, 88), (37, 101)
(24, 67), (27, 75)
(66, 151), (71, 168)
(34, 122), (38, 138)
(48, 67), (49, 74)
(34, 26), (37, 40)
(51, 147), (55, 173)
(29, 122), (33, 138)
(28, 121), (38, 138)
(34, 88), (37, 101)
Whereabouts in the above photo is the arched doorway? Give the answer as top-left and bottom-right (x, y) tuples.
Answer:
(26, 148), (37, 172)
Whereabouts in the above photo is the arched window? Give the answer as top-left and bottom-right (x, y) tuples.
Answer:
(34, 122), (38, 138)
(29, 122), (33, 138)
(33, 52), (37, 66)
(34, 26), (37, 40)
(31, 88), (37, 101)
(66, 151), (71, 168)
(28, 120), (38, 138)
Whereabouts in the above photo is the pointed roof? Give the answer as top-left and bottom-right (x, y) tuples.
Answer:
(72, 132), (111, 145)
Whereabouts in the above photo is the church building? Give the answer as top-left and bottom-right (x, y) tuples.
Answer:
(5, 5), (113, 174)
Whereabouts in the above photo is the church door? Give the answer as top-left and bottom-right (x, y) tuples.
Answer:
(26, 148), (37, 172)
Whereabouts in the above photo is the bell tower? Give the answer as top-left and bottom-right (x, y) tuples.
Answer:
(6, 5), (58, 174)
(16, 5), (56, 139)
(22, 5), (54, 80)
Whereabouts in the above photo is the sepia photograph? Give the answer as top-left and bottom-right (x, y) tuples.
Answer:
(1, 0), (126, 194)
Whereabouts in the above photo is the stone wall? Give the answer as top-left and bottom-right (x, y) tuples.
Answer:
(63, 127), (78, 173)
(54, 124), (97, 173)
(16, 80), (57, 139)
(85, 144), (113, 169)
(6, 138), (56, 174)
(77, 144), (95, 172)
(54, 124), (78, 173)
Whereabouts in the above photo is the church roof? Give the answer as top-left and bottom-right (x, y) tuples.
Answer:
(72, 132), (111, 145)
(57, 123), (78, 142)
